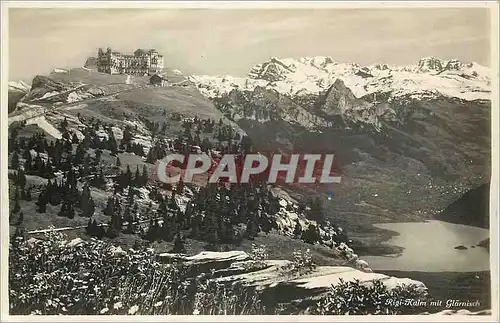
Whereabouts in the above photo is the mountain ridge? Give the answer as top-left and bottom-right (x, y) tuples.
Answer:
(190, 56), (491, 103)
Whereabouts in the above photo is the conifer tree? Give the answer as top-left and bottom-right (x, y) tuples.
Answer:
(86, 218), (96, 236)
(11, 152), (20, 170)
(108, 134), (118, 155)
(15, 212), (24, 226)
(134, 166), (141, 187)
(94, 220), (105, 239)
(104, 196), (114, 216)
(141, 164), (149, 187)
(203, 211), (219, 245)
(36, 189), (48, 213)
(25, 187), (32, 201)
(125, 165), (133, 187)
(71, 132), (80, 144)
(302, 224), (320, 245)
(293, 220), (303, 238)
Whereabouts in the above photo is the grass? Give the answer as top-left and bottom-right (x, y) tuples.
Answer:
(9, 232), (266, 315)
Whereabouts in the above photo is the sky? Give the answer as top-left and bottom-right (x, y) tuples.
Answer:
(8, 6), (492, 82)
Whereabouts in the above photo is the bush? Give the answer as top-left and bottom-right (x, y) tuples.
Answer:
(249, 244), (269, 263)
(288, 248), (316, 275)
(309, 279), (428, 315)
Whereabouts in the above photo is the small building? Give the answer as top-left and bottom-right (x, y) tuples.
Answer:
(149, 73), (168, 86)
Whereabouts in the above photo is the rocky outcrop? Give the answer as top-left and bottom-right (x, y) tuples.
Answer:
(158, 250), (427, 308)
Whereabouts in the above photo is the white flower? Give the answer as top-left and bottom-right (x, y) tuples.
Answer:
(153, 301), (163, 307)
(128, 305), (139, 315)
(193, 309), (200, 315)
(113, 302), (123, 309)
(100, 307), (109, 314)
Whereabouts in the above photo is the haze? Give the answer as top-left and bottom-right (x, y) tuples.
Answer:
(8, 7), (491, 82)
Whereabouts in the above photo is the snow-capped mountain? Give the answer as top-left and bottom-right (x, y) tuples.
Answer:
(189, 56), (491, 102)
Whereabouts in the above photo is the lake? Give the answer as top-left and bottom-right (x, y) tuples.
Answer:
(362, 220), (490, 272)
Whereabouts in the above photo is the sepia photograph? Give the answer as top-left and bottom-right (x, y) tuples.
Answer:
(1, 1), (498, 320)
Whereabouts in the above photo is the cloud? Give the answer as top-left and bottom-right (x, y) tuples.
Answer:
(8, 7), (492, 81)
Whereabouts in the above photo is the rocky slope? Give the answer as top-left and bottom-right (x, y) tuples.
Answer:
(158, 249), (426, 310)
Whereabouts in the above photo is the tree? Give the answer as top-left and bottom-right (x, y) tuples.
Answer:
(74, 143), (86, 165)
(58, 200), (73, 218)
(240, 135), (253, 153)
(145, 219), (160, 242)
(95, 149), (103, 164)
(71, 132), (80, 144)
(94, 220), (106, 239)
(245, 214), (259, 240)
(60, 117), (68, 131)
(307, 197), (325, 223)
(203, 212), (219, 245)
(125, 165), (133, 187)
(48, 181), (62, 206)
(124, 212), (136, 234)
(17, 168), (27, 189)
(108, 134), (118, 155)
(116, 157), (122, 168)
(36, 189), (48, 213)
(80, 183), (95, 217)
(15, 212), (24, 226)
(12, 197), (21, 214)
(86, 218), (96, 236)
(11, 152), (20, 169)
(302, 224), (320, 245)
(172, 234), (186, 254)
(25, 187), (32, 202)
(134, 166), (141, 187)
(103, 196), (114, 216)
(293, 219), (303, 238)
(141, 165), (149, 187)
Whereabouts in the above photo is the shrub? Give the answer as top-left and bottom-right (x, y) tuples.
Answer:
(309, 279), (428, 315)
(288, 248), (316, 275)
(249, 244), (269, 263)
